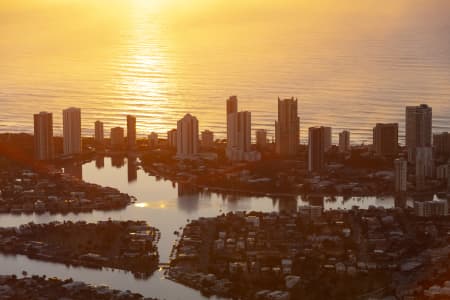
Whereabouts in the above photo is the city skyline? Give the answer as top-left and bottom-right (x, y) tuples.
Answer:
(1, 1), (450, 299)
(30, 101), (446, 148)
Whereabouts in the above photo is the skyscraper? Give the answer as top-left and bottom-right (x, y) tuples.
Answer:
(110, 127), (125, 150)
(275, 97), (299, 156)
(227, 111), (256, 161)
(167, 129), (177, 148)
(323, 127), (332, 151)
(394, 158), (407, 193)
(148, 132), (158, 148)
(406, 104), (432, 162)
(201, 130), (214, 147)
(226, 96), (238, 152)
(33, 112), (54, 160)
(177, 114), (199, 159)
(63, 107), (82, 155)
(256, 129), (267, 148)
(415, 147), (433, 191)
(127, 115), (136, 150)
(308, 127), (326, 172)
(433, 132), (450, 156)
(94, 120), (104, 144)
(373, 123), (398, 156)
(339, 130), (350, 153)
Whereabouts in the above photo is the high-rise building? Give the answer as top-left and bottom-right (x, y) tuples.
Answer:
(94, 121), (104, 144)
(63, 107), (82, 155)
(275, 97), (299, 156)
(339, 130), (350, 153)
(226, 111), (258, 161)
(308, 127), (326, 172)
(448, 159), (450, 193)
(167, 129), (177, 148)
(433, 132), (450, 156)
(127, 115), (136, 149)
(226, 96), (238, 151)
(415, 146), (433, 190)
(110, 127), (125, 150)
(406, 104), (432, 162)
(394, 158), (407, 193)
(414, 200), (448, 217)
(256, 129), (267, 148)
(373, 123), (398, 156)
(33, 112), (54, 160)
(148, 132), (158, 148)
(201, 130), (214, 147)
(177, 114), (199, 159)
(323, 127), (332, 151)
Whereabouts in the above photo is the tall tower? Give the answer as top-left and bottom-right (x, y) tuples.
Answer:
(308, 127), (326, 172)
(415, 147), (433, 191)
(275, 97), (299, 156)
(33, 112), (54, 160)
(256, 129), (268, 149)
(177, 114), (199, 159)
(323, 127), (332, 151)
(127, 115), (136, 150)
(373, 123), (399, 156)
(339, 130), (350, 152)
(63, 107), (82, 155)
(110, 127), (125, 150)
(94, 121), (104, 144)
(226, 96), (238, 151)
(394, 158), (407, 193)
(406, 104), (432, 162)
(227, 110), (253, 160)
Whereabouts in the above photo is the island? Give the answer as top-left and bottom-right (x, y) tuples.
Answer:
(0, 220), (160, 277)
(168, 207), (450, 299)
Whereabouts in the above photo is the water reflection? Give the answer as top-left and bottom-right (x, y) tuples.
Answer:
(127, 157), (138, 183)
(177, 183), (199, 213)
(95, 156), (105, 169)
(111, 155), (125, 168)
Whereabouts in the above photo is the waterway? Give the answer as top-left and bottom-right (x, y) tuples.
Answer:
(0, 157), (409, 299)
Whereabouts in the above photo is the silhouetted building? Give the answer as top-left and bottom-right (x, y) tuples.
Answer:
(110, 127), (125, 150)
(415, 146), (433, 190)
(323, 127), (332, 151)
(275, 97), (299, 156)
(308, 127), (327, 172)
(33, 112), (54, 160)
(148, 132), (158, 148)
(434, 132), (450, 156)
(414, 200), (448, 217)
(394, 158), (407, 192)
(339, 130), (350, 153)
(201, 130), (214, 147)
(226, 96), (239, 153)
(256, 129), (267, 148)
(373, 123), (398, 156)
(63, 107), (82, 155)
(177, 114), (199, 159)
(167, 129), (177, 148)
(406, 104), (432, 162)
(127, 115), (136, 150)
(94, 120), (104, 145)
